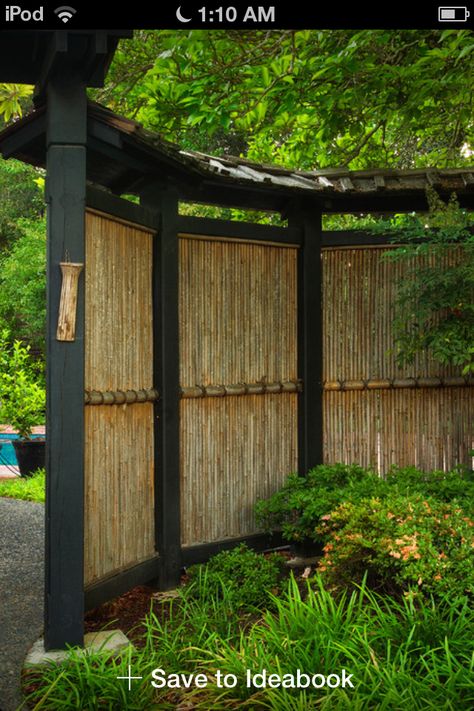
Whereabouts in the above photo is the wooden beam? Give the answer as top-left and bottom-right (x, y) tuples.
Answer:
(291, 207), (324, 474)
(321, 230), (398, 247)
(181, 533), (287, 567)
(44, 72), (87, 650)
(84, 557), (160, 611)
(86, 186), (158, 230)
(177, 215), (301, 245)
(141, 184), (182, 590)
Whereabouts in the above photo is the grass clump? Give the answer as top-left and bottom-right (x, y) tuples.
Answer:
(23, 576), (474, 710)
(0, 467), (44, 502)
(186, 543), (285, 610)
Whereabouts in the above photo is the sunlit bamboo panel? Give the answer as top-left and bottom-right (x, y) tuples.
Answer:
(84, 210), (155, 585)
(179, 236), (298, 545)
(180, 394), (298, 546)
(85, 210), (153, 391)
(324, 387), (474, 474)
(84, 404), (155, 585)
(179, 236), (298, 385)
(322, 246), (464, 381)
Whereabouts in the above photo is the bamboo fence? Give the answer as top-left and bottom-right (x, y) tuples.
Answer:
(81, 216), (473, 560)
(84, 210), (155, 585)
(322, 246), (473, 473)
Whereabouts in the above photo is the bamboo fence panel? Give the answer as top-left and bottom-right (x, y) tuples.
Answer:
(84, 404), (155, 583)
(322, 246), (466, 381)
(84, 211), (155, 585)
(324, 388), (473, 473)
(179, 236), (298, 545)
(322, 246), (473, 472)
(180, 394), (298, 545)
(85, 210), (153, 391)
(179, 237), (298, 384)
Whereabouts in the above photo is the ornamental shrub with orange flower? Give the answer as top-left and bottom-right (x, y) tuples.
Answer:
(315, 494), (474, 600)
(255, 463), (474, 548)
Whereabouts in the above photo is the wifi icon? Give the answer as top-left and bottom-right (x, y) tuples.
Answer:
(54, 5), (77, 23)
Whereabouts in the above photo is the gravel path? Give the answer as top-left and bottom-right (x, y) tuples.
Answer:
(0, 498), (44, 711)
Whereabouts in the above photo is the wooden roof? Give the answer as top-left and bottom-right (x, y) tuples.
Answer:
(1, 101), (473, 213)
(0, 31), (132, 88)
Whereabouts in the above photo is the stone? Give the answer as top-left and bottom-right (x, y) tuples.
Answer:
(24, 630), (132, 668)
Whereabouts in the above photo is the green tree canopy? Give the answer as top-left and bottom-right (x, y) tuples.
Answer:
(95, 29), (474, 170)
(0, 217), (46, 356)
(0, 157), (44, 251)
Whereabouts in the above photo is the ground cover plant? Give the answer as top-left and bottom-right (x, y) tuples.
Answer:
(21, 466), (474, 708)
(22, 575), (474, 710)
(186, 543), (285, 609)
(0, 467), (44, 502)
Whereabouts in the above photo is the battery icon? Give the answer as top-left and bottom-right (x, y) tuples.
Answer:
(438, 6), (470, 21)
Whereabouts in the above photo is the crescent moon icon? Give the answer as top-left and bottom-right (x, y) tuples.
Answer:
(176, 6), (192, 22)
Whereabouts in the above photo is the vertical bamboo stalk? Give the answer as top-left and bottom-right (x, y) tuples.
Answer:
(56, 262), (84, 341)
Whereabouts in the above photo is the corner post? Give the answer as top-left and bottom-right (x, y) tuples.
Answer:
(44, 71), (87, 649)
(141, 185), (182, 589)
(290, 206), (324, 473)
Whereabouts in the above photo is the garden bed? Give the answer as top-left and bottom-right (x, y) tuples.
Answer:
(20, 463), (474, 709)
(22, 571), (474, 710)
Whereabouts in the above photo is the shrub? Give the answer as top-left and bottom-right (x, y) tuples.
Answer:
(387, 465), (474, 513)
(316, 494), (474, 600)
(0, 216), (46, 357)
(0, 329), (45, 438)
(185, 544), (284, 609)
(255, 463), (387, 544)
(256, 463), (474, 546)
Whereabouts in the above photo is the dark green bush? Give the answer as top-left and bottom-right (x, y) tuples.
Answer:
(387, 465), (474, 512)
(255, 463), (474, 545)
(185, 544), (284, 610)
(255, 463), (387, 544)
(316, 494), (474, 600)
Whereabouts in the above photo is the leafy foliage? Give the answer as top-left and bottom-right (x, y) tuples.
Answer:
(382, 190), (474, 374)
(316, 494), (474, 600)
(96, 30), (474, 169)
(256, 464), (386, 544)
(255, 463), (474, 544)
(0, 217), (46, 355)
(386, 465), (474, 511)
(0, 157), (45, 251)
(23, 577), (474, 710)
(0, 330), (45, 438)
(186, 543), (284, 609)
(0, 83), (33, 123)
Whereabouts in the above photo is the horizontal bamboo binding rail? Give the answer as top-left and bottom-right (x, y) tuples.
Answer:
(323, 376), (473, 391)
(180, 379), (303, 399)
(84, 388), (159, 405)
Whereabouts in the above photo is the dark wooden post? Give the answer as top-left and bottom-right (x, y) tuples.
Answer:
(141, 185), (182, 589)
(290, 207), (324, 473)
(44, 71), (87, 649)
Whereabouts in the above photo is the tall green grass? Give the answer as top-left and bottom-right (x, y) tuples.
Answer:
(23, 575), (474, 710)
